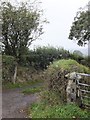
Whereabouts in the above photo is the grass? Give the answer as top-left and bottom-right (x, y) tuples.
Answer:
(2, 79), (43, 89)
(29, 102), (89, 118)
(82, 98), (90, 105)
(28, 90), (90, 118)
(49, 59), (90, 73)
(22, 86), (44, 94)
(27, 59), (90, 118)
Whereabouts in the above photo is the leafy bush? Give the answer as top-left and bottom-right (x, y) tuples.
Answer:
(25, 46), (89, 69)
(2, 55), (44, 84)
(26, 46), (71, 69)
(4, 46), (89, 70)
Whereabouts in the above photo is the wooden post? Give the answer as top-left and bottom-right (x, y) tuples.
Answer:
(13, 63), (17, 84)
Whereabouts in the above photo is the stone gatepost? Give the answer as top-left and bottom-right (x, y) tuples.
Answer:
(65, 72), (81, 103)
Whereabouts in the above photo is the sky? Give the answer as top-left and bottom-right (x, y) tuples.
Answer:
(2, 0), (89, 55)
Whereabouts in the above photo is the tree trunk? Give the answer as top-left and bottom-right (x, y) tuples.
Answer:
(13, 64), (17, 84)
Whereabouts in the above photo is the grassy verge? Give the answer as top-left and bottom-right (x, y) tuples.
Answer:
(22, 86), (44, 94)
(28, 91), (90, 118)
(2, 79), (43, 89)
(29, 102), (89, 118)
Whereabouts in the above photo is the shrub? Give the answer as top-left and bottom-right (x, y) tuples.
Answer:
(26, 46), (71, 69)
(2, 55), (44, 84)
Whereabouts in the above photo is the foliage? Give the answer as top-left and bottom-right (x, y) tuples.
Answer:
(49, 59), (90, 73)
(1, 1), (45, 62)
(28, 69), (90, 118)
(29, 102), (89, 118)
(83, 56), (90, 68)
(69, 5), (90, 46)
(2, 47), (90, 83)
(70, 52), (83, 63)
(29, 90), (89, 118)
(2, 55), (44, 84)
(73, 50), (83, 57)
(3, 44), (89, 70)
(39, 90), (64, 105)
(44, 59), (90, 102)
(82, 98), (90, 105)
(2, 55), (16, 83)
(25, 46), (70, 69)
(1, 1), (47, 84)
(20, 46), (89, 69)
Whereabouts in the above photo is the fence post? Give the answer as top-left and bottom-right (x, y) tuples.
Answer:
(66, 72), (77, 103)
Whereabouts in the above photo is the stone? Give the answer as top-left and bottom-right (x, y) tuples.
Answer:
(65, 72), (81, 103)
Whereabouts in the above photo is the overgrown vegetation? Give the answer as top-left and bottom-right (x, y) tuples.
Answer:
(2, 55), (44, 85)
(49, 59), (90, 73)
(44, 59), (90, 102)
(29, 91), (89, 118)
(18, 46), (70, 69)
(1, 1), (47, 84)
(13, 46), (90, 69)
(29, 103), (89, 118)
(28, 59), (90, 118)
(2, 46), (90, 84)
(1, 0), (90, 118)
(2, 55), (16, 83)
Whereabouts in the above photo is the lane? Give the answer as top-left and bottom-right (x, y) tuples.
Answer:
(2, 84), (42, 118)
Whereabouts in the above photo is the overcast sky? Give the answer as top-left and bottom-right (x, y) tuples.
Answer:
(4, 0), (89, 54)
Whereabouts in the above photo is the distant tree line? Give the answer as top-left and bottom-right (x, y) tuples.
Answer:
(10, 46), (89, 69)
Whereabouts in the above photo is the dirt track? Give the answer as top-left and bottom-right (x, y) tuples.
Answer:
(2, 84), (41, 118)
